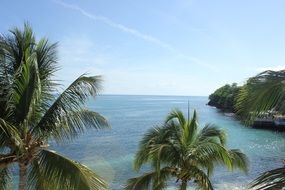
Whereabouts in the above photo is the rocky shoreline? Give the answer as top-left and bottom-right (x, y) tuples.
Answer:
(207, 103), (285, 132)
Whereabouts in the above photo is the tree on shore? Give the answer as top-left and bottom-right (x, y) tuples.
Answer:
(125, 109), (248, 190)
(208, 83), (241, 112)
(236, 70), (285, 189)
(0, 24), (109, 190)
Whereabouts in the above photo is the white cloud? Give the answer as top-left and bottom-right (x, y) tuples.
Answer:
(52, 0), (216, 71)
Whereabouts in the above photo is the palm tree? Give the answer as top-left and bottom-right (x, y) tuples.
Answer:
(235, 70), (285, 189)
(235, 70), (285, 121)
(0, 24), (109, 190)
(125, 109), (248, 190)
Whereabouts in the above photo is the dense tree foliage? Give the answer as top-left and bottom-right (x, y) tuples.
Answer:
(208, 83), (241, 112)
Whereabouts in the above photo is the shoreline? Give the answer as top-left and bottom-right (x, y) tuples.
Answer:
(207, 104), (285, 132)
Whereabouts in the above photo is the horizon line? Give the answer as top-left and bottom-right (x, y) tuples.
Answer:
(97, 93), (209, 97)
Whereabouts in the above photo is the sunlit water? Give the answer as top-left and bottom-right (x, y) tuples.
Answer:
(48, 95), (285, 190)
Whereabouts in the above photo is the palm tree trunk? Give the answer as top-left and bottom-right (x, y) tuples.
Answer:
(18, 162), (28, 190)
(180, 180), (187, 190)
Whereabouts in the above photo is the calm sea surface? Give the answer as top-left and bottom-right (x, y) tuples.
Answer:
(50, 95), (285, 190)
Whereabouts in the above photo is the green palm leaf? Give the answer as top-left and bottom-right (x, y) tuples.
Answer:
(124, 167), (174, 190)
(197, 124), (226, 145)
(34, 75), (107, 141)
(0, 118), (21, 147)
(44, 109), (109, 142)
(178, 165), (213, 190)
(8, 52), (41, 125)
(0, 168), (12, 190)
(236, 70), (285, 121)
(184, 110), (198, 146)
(249, 167), (285, 190)
(228, 149), (248, 173)
(134, 123), (180, 171)
(34, 38), (58, 113)
(165, 109), (186, 126)
(4, 23), (35, 73)
(28, 149), (107, 190)
(193, 141), (232, 169)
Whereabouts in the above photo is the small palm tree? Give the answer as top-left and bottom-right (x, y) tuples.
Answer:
(236, 70), (285, 189)
(125, 109), (248, 190)
(0, 24), (109, 189)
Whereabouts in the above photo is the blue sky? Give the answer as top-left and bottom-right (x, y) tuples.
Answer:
(1, 0), (285, 95)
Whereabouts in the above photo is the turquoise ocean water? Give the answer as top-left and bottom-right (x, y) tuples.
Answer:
(49, 95), (285, 190)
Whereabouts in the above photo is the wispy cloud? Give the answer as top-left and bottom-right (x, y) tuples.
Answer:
(53, 0), (216, 71)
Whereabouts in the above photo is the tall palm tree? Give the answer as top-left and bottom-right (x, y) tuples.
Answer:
(125, 109), (248, 190)
(0, 24), (109, 190)
(235, 70), (285, 189)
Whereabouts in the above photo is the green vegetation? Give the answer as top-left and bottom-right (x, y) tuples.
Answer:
(208, 83), (241, 112)
(125, 109), (248, 190)
(209, 70), (285, 121)
(0, 24), (109, 190)
(235, 70), (285, 189)
(236, 70), (285, 120)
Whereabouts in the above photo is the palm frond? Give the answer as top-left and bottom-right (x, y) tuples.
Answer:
(0, 118), (21, 147)
(228, 149), (249, 173)
(178, 166), (213, 190)
(124, 167), (173, 190)
(182, 110), (198, 146)
(134, 126), (164, 170)
(192, 142), (248, 175)
(7, 51), (41, 125)
(165, 109), (186, 126)
(249, 167), (285, 190)
(35, 38), (59, 113)
(192, 141), (232, 170)
(0, 167), (12, 190)
(41, 109), (109, 142)
(7, 23), (36, 71)
(0, 43), (12, 118)
(235, 70), (285, 121)
(134, 123), (180, 171)
(36, 38), (58, 81)
(34, 75), (104, 140)
(28, 149), (107, 190)
(197, 124), (226, 146)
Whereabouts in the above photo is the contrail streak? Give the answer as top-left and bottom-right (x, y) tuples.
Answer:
(53, 0), (216, 71)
